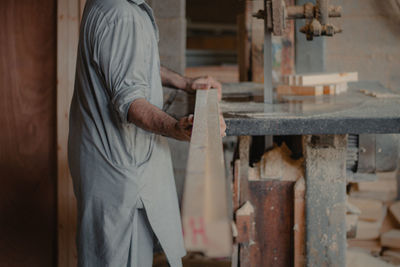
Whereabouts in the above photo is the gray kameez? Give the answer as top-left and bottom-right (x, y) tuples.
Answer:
(68, 0), (186, 266)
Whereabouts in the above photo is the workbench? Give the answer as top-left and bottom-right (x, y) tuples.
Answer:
(221, 81), (400, 266)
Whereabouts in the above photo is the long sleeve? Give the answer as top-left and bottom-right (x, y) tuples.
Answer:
(94, 18), (150, 124)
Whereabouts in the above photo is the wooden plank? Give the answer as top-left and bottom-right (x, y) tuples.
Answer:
(382, 250), (400, 265)
(335, 82), (348, 94)
(347, 249), (392, 267)
(57, 0), (85, 266)
(347, 240), (382, 254)
(355, 207), (387, 240)
(350, 190), (398, 203)
(389, 201), (400, 224)
(182, 89), (232, 257)
(294, 178), (305, 267)
(233, 160), (241, 212)
(276, 85), (323, 96)
(0, 0), (57, 266)
(239, 136), (251, 206)
(358, 179), (398, 194)
(280, 0), (295, 76)
(346, 214), (359, 238)
(287, 72), (358, 86)
(381, 230), (400, 249)
(380, 211), (399, 235)
(235, 201), (254, 244)
(251, 0), (264, 84)
(323, 84), (335, 95)
(237, 0), (252, 82)
(348, 197), (383, 222)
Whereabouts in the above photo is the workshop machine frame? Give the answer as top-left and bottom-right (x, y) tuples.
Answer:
(227, 0), (399, 264)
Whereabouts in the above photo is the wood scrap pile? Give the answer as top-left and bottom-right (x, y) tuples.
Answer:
(249, 143), (304, 182)
(347, 171), (400, 266)
(277, 72), (358, 96)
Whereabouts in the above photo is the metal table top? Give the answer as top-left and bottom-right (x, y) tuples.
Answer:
(221, 81), (400, 136)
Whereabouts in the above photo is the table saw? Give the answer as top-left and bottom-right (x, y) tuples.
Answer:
(222, 81), (400, 266)
(221, 0), (400, 266)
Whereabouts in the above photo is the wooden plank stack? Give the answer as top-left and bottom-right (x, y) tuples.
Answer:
(347, 171), (400, 265)
(278, 72), (358, 96)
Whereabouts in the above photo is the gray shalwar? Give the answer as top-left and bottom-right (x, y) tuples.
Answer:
(68, 0), (186, 266)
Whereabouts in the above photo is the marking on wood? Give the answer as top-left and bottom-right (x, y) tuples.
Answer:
(189, 217), (208, 246)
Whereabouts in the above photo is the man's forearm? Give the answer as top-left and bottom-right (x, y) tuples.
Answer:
(128, 98), (176, 136)
(160, 66), (189, 90)
(127, 98), (189, 141)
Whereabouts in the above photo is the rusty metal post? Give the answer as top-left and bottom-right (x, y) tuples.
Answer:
(238, 136), (251, 205)
(317, 0), (329, 25)
(303, 135), (347, 267)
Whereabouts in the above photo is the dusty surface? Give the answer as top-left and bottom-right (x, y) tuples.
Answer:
(221, 81), (400, 135)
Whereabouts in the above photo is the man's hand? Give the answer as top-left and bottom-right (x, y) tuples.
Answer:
(127, 98), (225, 143)
(173, 113), (226, 141)
(173, 115), (194, 141)
(160, 66), (223, 100)
(185, 76), (222, 100)
(220, 114), (227, 137)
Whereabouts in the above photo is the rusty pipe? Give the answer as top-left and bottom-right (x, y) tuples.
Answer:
(317, 0), (329, 25)
(286, 4), (342, 19)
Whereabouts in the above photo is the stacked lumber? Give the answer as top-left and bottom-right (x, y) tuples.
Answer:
(278, 72), (358, 96)
(347, 171), (400, 265)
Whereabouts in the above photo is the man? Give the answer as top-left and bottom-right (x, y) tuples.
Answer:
(68, 0), (225, 266)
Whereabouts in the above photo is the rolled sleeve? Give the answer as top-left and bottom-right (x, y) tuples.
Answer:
(111, 84), (146, 124)
(95, 18), (150, 124)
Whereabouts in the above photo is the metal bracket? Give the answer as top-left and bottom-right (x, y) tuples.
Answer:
(253, 0), (342, 40)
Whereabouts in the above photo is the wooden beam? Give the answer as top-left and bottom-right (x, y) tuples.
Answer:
(237, 1), (252, 82)
(251, 0), (264, 84)
(57, 0), (85, 266)
(348, 197), (383, 222)
(283, 72), (358, 86)
(389, 201), (400, 224)
(182, 89), (232, 257)
(294, 178), (305, 267)
(381, 230), (400, 249)
(276, 85), (324, 96)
